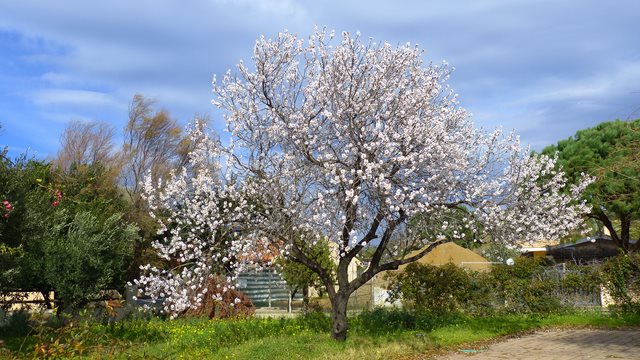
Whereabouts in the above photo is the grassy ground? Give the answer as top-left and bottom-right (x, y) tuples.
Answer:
(1, 310), (638, 359)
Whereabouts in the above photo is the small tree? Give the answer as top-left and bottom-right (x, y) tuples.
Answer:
(134, 122), (251, 315)
(120, 94), (194, 280)
(138, 29), (591, 340)
(277, 238), (335, 311)
(0, 155), (55, 303)
(55, 120), (118, 172)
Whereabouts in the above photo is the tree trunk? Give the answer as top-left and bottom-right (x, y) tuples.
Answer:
(41, 291), (52, 310)
(302, 285), (309, 314)
(331, 293), (349, 341)
(620, 213), (631, 252)
(595, 211), (626, 253)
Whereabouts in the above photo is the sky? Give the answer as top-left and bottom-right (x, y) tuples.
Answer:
(0, 0), (639, 159)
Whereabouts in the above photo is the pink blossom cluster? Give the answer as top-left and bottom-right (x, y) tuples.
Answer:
(2, 199), (12, 218)
(52, 189), (62, 207)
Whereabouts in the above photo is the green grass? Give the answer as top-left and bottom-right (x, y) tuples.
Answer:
(1, 310), (639, 359)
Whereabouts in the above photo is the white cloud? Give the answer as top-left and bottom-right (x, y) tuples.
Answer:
(515, 61), (640, 105)
(41, 72), (78, 86)
(33, 89), (120, 107)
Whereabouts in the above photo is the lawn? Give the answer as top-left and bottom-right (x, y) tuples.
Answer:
(1, 310), (638, 359)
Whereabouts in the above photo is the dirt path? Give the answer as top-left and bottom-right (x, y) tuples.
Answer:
(439, 328), (640, 360)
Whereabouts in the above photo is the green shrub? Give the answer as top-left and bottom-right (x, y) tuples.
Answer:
(44, 211), (137, 310)
(489, 257), (564, 314)
(387, 262), (493, 316)
(386, 258), (602, 316)
(600, 253), (640, 313)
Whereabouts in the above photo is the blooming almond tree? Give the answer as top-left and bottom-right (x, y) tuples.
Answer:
(214, 29), (591, 340)
(139, 29), (592, 341)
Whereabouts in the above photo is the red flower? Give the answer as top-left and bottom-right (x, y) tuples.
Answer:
(52, 200), (60, 207)
(2, 214), (8, 219)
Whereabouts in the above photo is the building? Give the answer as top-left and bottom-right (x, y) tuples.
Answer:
(521, 236), (634, 264)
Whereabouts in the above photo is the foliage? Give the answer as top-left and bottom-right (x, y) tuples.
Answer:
(121, 94), (198, 281)
(0, 152), (136, 311)
(600, 253), (640, 312)
(490, 259), (602, 314)
(387, 263), (492, 316)
(121, 93), (191, 198)
(0, 310), (32, 337)
(276, 238), (335, 304)
(388, 259), (604, 316)
(542, 119), (640, 252)
(55, 120), (117, 172)
(489, 258), (566, 314)
(43, 211), (136, 310)
(0, 154), (55, 294)
(560, 263), (602, 293)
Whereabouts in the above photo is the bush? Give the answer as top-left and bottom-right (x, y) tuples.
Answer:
(0, 310), (32, 337)
(44, 211), (136, 310)
(601, 253), (640, 313)
(1, 157), (137, 312)
(386, 258), (605, 316)
(489, 258), (564, 314)
(386, 262), (493, 316)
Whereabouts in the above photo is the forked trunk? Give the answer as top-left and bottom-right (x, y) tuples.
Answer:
(331, 293), (349, 341)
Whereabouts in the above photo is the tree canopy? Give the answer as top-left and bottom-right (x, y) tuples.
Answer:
(542, 119), (640, 252)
